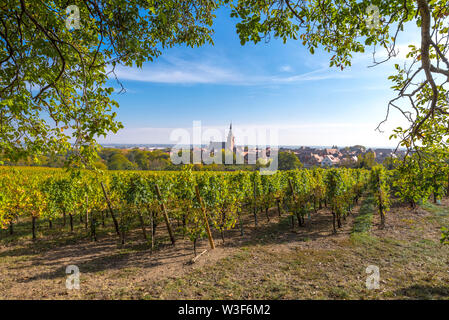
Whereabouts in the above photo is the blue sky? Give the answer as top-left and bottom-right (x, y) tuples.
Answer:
(98, 8), (419, 148)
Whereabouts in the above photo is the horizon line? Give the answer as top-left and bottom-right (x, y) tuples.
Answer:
(99, 143), (402, 150)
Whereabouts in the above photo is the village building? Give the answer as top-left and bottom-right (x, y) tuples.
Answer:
(208, 123), (235, 152)
(321, 155), (340, 167)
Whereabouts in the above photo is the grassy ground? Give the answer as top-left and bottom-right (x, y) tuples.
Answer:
(147, 197), (449, 300)
(0, 196), (448, 300)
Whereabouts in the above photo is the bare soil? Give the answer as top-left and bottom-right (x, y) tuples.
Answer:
(0, 197), (448, 300)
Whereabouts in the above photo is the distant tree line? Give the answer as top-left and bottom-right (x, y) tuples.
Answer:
(1, 149), (304, 172)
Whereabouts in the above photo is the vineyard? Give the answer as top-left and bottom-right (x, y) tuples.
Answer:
(0, 167), (366, 248)
(1, 162), (448, 252)
(2, 0), (449, 302)
(1, 163), (449, 299)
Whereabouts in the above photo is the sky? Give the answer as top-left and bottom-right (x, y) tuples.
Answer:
(97, 7), (420, 148)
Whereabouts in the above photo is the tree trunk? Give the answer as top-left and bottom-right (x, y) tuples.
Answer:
(63, 209), (66, 227)
(265, 207), (270, 222)
(9, 221), (13, 235)
(417, 0), (438, 133)
(48, 219), (52, 229)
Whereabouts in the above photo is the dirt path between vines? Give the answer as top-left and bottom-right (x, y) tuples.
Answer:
(0, 197), (448, 299)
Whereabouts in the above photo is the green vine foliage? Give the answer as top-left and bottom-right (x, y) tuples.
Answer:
(393, 157), (433, 208)
(3, 164), (449, 246)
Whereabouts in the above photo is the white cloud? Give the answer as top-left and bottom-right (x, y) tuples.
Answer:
(331, 85), (389, 93)
(114, 61), (241, 85)
(112, 58), (351, 86)
(280, 65), (292, 72)
(271, 67), (351, 83)
(370, 43), (419, 63)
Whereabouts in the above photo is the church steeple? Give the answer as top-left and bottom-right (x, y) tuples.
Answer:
(226, 122), (235, 152)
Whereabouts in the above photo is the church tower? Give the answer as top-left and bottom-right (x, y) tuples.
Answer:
(226, 122), (235, 151)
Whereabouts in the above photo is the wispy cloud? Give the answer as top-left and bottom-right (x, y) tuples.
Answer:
(270, 67), (350, 83)
(331, 85), (389, 93)
(352, 42), (420, 67)
(112, 57), (350, 86)
(114, 59), (241, 85)
(280, 65), (292, 72)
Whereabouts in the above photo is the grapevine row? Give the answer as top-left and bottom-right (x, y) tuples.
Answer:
(0, 167), (375, 251)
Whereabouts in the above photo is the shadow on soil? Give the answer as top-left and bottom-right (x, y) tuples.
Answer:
(394, 284), (449, 299)
(2, 198), (368, 283)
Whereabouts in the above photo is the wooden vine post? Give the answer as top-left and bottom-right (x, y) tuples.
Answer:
(155, 184), (176, 246)
(100, 182), (120, 237)
(195, 185), (215, 250)
(288, 179), (296, 201)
